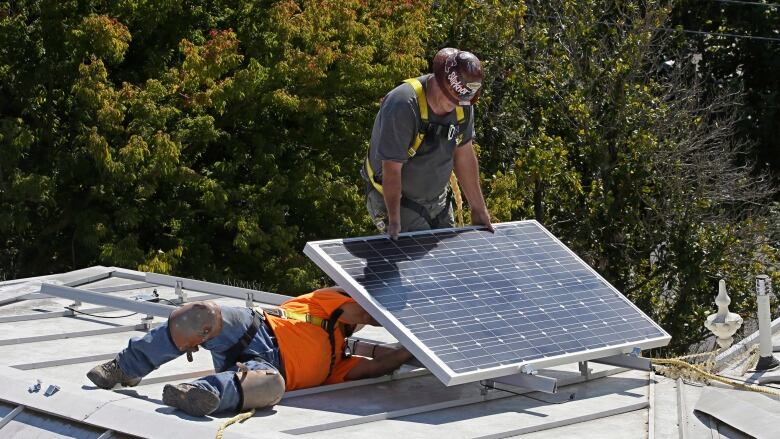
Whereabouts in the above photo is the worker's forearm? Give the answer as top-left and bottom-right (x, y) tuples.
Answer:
(344, 343), (416, 380)
(453, 146), (488, 215)
(381, 161), (403, 225)
(372, 347), (413, 375)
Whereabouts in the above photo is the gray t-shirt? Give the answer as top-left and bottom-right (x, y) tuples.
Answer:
(365, 74), (475, 203)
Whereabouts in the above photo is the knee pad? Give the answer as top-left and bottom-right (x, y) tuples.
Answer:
(168, 301), (223, 352)
(237, 368), (286, 410)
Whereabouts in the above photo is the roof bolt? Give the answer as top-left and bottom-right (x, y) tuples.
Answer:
(44, 384), (60, 396)
(520, 364), (537, 375)
(28, 379), (42, 393)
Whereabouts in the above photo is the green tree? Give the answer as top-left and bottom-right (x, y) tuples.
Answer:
(429, 0), (777, 351)
(0, 0), (428, 292)
(671, 0), (780, 190)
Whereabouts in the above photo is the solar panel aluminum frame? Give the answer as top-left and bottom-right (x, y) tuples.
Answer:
(304, 220), (671, 387)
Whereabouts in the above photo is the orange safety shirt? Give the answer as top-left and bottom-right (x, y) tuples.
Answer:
(266, 288), (365, 390)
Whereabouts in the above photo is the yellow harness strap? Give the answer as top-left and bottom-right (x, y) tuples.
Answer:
(281, 310), (328, 329)
(255, 306), (329, 330)
(404, 78), (428, 158)
(365, 156), (384, 195)
(455, 106), (465, 124)
(364, 77), (466, 196)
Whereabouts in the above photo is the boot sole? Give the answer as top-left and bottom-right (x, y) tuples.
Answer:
(86, 367), (141, 389)
(162, 384), (220, 417)
(86, 368), (115, 389)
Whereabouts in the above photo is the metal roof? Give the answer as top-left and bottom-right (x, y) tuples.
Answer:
(0, 266), (778, 439)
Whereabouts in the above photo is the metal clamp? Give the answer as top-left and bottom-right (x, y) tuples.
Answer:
(44, 385), (60, 396)
(520, 364), (538, 375)
(491, 366), (558, 394)
(175, 280), (187, 302)
(591, 348), (651, 371)
(141, 314), (154, 331)
(68, 299), (82, 315)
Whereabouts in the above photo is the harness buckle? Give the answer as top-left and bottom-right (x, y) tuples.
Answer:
(373, 217), (386, 232)
(262, 308), (285, 319)
(343, 338), (353, 358)
(447, 124), (457, 140)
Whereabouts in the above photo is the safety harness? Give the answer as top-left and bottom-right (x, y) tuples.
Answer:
(364, 77), (468, 228)
(221, 310), (263, 371)
(221, 305), (353, 378)
(262, 306), (350, 378)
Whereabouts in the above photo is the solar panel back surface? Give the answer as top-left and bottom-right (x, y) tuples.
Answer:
(304, 221), (670, 385)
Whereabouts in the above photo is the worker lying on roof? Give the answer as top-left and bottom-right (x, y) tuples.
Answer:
(86, 287), (413, 417)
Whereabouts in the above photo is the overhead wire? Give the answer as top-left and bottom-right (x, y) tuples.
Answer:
(523, 11), (780, 44)
(707, 0), (780, 7)
(668, 26), (780, 43)
(679, 0), (780, 43)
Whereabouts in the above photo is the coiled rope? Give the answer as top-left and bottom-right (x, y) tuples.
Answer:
(449, 173), (464, 227)
(216, 408), (256, 439)
(650, 357), (780, 396)
(648, 344), (780, 397)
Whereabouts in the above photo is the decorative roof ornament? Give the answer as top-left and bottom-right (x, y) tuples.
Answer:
(705, 279), (743, 349)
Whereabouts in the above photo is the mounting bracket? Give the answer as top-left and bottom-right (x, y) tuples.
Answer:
(590, 347), (651, 371)
(579, 361), (592, 379)
(174, 280), (187, 303)
(141, 314), (154, 331)
(487, 366), (559, 394)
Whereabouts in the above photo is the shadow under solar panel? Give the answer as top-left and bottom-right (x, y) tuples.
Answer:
(304, 220), (670, 386)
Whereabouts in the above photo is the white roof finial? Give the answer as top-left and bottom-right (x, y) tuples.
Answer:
(704, 279), (743, 349)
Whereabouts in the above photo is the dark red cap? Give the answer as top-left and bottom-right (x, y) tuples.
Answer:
(432, 48), (484, 105)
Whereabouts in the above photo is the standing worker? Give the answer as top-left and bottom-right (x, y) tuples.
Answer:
(362, 48), (493, 239)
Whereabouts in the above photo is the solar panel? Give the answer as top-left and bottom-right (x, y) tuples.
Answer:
(304, 220), (670, 386)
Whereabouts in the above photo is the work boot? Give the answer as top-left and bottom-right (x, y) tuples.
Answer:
(87, 359), (142, 389)
(162, 383), (220, 417)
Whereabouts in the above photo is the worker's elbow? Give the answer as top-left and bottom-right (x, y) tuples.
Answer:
(381, 160), (403, 176)
(361, 310), (379, 326)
